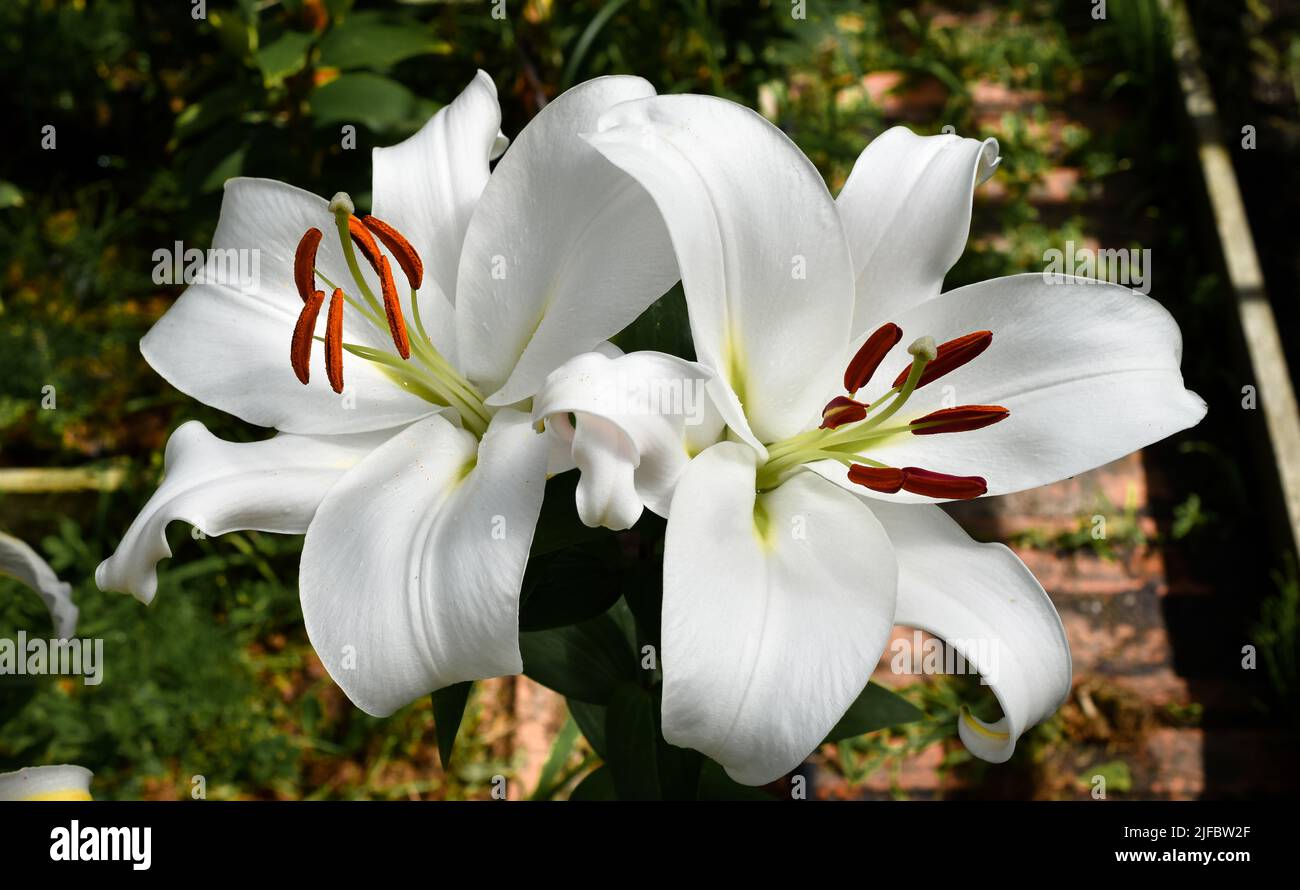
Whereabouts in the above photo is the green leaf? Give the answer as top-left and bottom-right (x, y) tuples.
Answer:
(180, 127), (247, 195)
(654, 731), (702, 800)
(567, 698), (608, 761)
(208, 10), (257, 60)
(317, 11), (449, 70)
(519, 602), (637, 704)
(171, 86), (245, 147)
(611, 283), (695, 360)
(1080, 759), (1133, 794)
(823, 682), (924, 743)
(529, 471), (606, 556)
(604, 683), (660, 800)
(569, 765), (617, 800)
(529, 715), (582, 800)
(561, 0), (636, 89)
(256, 30), (315, 87)
(431, 680), (473, 769)
(0, 181), (25, 209)
(309, 72), (428, 132)
(696, 759), (774, 801)
(518, 539), (622, 632)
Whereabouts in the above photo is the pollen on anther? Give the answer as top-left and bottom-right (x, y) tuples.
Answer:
(291, 289), (325, 385)
(820, 395), (868, 429)
(294, 228), (323, 303)
(847, 465), (905, 493)
(324, 287), (346, 394)
(363, 215), (424, 291)
(911, 405), (1009, 435)
(844, 322), (902, 393)
(900, 467), (987, 500)
(348, 216), (384, 271)
(378, 256), (411, 360)
(891, 330), (992, 390)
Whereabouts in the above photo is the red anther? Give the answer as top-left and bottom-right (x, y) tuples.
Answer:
(324, 288), (345, 394)
(820, 395), (868, 429)
(911, 405), (1009, 435)
(377, 256), (410, 360)
(294, 228), (323, 303)
(891, 330), (993, 390)
(348, 215), (384, 271)
(290, 289), (325, 384)
(847, 465), (905, 493)
(363, 215), (424, 290)
(900, 467), (987, 499)
(844, 322), (902, 393)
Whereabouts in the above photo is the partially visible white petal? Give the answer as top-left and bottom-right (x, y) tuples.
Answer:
(838, 127), (999, 336)
(300, 409), (547, 716)
(866, 501), (1071, 762)
(142, 178), (438, 435)
(491, 129), (509, 160)
(816, 274), (1207, 502)
(95, 421), (392, 604)
(0, 532), (77, 639)
(372, 69), (504, 305)
(584, 94), (856, 443)
(661, 442), (897, 785)
(0, 765), (93, 801)
(455, 76), (678, 406)
(569, 413), (644, 530)
(532, 349), (724, 526)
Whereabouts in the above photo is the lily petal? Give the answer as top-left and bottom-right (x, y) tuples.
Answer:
(142, 178), (438, 435)
(532, 349), (723, 526)
(0, 531), (78, 639)
(838, 127), (999, 336)
(299, 409), (547, 716)
(0, 765), (94, 801)
(96, 421), (391, 604)
(662, 442), (897, 785)
(816, 275), (1207, 502)
(372, 69), (504, 305)
(584, 94), (857, 443)
(455, 76), (678, 406)
(866, 500), (1072, 762)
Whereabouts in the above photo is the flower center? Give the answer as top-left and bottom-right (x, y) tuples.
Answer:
(754, 322), (1007, 497)
(289, 192), (491, 437)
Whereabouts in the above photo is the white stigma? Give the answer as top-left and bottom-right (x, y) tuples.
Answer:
(907, 336), (937, 362)
(328, 191), (355, 216)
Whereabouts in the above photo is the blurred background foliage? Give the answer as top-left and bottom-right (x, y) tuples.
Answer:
(1, 0), (1297, 798)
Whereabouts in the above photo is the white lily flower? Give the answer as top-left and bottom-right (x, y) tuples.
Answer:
(0, 765), (94, 801)
(534, 96), (1206, 784)
(97, 71), (677, 716)
(1, 531), (78, 640)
